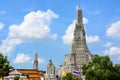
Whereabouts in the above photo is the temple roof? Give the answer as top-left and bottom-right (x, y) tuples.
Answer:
(47, 59), (55, 67)
(9, 70), (21, 75)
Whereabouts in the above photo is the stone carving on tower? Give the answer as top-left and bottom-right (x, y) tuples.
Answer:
(59, 5), (92, 75)
(33, 52), (38, 70)
(45, 60), (56, 80)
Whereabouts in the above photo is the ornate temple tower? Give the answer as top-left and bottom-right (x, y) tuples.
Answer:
(61, 5), (92, 75)
(45, 60), (56, 80)
(33, 52), (38, 70)
(69, 5), (92, 74)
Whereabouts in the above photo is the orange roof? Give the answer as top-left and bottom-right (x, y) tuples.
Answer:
(17, 69), (44, 79)
(17, 69), (37, 73)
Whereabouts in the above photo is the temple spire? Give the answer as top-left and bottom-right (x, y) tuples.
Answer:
(77, 4), (83, 23)
(70, 4), (91, 74)
(78, 4), (80, 10)
(33, 52), (38, 70)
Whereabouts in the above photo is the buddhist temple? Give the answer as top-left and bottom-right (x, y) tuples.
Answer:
(57, 5), (92, 78)
(3, 70), (27, 80)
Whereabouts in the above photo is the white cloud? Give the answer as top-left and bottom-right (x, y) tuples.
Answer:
(87, 10), (101, 15)
(106, 21), (120, 38)
(92, 10), (101, 15)
(9, 9), (58, 40)
(86, 35), (99, 43)
(62, 18), (99, 45)
(38, 58), (45, 64)
(14, 53), (30, 64)
(0, 22), (4, 31)
(93, 10), (101, 14)
(0, 11), (5, 14)
(104, 46), (120, 55)
(117, 56), (120, 60)
(32, 58), (45, 64)
(104, 42), (113, 48)
(62, 20), (75, 45)
(0, 9), (58, 54)
(0, 38), (22, 54)
(83, 17), (89, 24)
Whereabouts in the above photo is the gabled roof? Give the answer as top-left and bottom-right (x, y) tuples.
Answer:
(9, 70), (21, 75)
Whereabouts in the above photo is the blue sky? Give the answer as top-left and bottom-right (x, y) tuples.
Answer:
(0, 0), (120, 70)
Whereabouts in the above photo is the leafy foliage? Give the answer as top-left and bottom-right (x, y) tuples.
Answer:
(62, 73), (79, 80)
(0, 53), (14, 77)
(14, 76), (19, 80)
(82, 55), (120, 80)
(22, 73), (29, 79)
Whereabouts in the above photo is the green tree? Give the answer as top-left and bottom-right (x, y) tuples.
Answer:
(62, 73), (79, 80)
(82, 55), (120, 80)
(22, 73), (29, 79)
(0, 53), (14, 78)
(14, 76), (19, 80)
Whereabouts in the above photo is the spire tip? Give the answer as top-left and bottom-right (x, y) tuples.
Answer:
(78, 3), (81, 10)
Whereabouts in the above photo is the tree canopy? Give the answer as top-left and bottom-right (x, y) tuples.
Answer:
(62, 73), (81, 80)
(82, 55), (120, 80)
(22, 73), (29, 79)
(0, 53), (14, 77)
(14, 76), (19, 80)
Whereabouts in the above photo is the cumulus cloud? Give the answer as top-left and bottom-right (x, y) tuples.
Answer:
(106, 21), (120, 38)
(104, 42), (113, 48)
(9, 9), (58, 40)
(117, 56), (120, 60)
(93, 10), (101, 14)
(0, 22), (4, 31)
(83, 17), (89, 24)
(62, 17), (99, 45)
(14, 53), (30, 64)
(104, 46), (120, 55)
(86, 35), (99, 43)
(62, 20), (75, 45)
(32, 58), (45, 64)
(0, 9), (58, 54)
(38, 58), (45, 64)
(0, 10), (5, 14)
(88, 10), (101, 15)
(0, 38), (22, 54)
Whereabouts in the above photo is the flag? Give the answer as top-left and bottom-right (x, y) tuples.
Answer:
(73, 70), (80, 76)
(62, 70), (66, 77)
(0, 76), (2, 80)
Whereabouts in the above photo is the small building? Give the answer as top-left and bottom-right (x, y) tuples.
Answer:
(45, 60), (56, 80)
(3, 70), (27, 80)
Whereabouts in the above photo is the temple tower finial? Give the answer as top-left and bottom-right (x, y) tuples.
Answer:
(33, 52), (38, 70)
(78, 3), (80, 9)
(77, 4), (83, 23)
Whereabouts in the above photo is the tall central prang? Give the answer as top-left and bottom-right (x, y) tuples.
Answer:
(70, 5), (92, 74)
(58, 5), (92, 75)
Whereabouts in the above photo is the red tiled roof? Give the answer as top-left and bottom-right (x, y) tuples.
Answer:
(17, 69), (44, 80)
